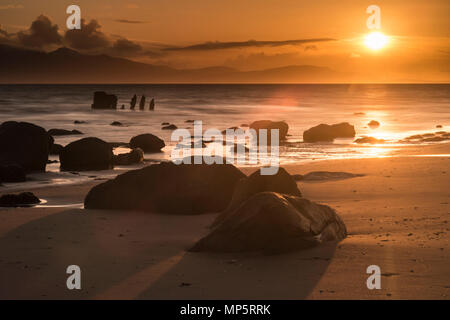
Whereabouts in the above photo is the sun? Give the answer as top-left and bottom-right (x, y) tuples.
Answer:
(364, 32), (389, 50)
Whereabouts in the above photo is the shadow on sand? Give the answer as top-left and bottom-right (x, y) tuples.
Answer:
(0, 208), (338, 299)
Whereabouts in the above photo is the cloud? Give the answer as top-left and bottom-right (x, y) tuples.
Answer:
(304, 45), (318, 51)
(64, 19), (110, 50)
(109, 38), (142, 56)
(114, 19), (148, 24)
(165, 38), (335, 51)
(17, 15), (62, 48)
(0, 4), (24, 10)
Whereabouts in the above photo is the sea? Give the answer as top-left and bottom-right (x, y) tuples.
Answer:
(0, 83), (449, 189)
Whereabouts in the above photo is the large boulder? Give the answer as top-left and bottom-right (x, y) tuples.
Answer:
(91, 91), (118, 109)
(250, 120), (289, 141)
(0, 192), (40, 207)
(212, 167), (301, 227)
(48, 129), (83, 136)
(303, 123), (355, 142)
(49, 143), (64, 155)
(191, 192), (347, 254)
(84, 161), (246, 214)
(0, 164), (26, 182)
(59, 137), (114, 171)
(0, 121), (52, 172)
(113, 148), (144, 165)
(129, 134), (165, 153)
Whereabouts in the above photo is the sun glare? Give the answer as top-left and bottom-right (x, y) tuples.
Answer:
(364, 32), (389, 50)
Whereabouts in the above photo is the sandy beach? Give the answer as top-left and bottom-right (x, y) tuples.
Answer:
(0, 142), (449, 300)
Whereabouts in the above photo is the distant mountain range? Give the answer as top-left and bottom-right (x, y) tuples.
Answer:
(0, 44), (348, 83)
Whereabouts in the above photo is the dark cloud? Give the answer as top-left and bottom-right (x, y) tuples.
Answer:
(165, 38), (335, 51)
(114, 19), (148, 24)
(304, 45), (318, 51)
(109, 38), (143, 56)
(64, 19), (110, 50)
(17, 15), (62, 48)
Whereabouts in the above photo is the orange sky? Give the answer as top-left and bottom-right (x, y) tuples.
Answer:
(1, 0), (449, 82)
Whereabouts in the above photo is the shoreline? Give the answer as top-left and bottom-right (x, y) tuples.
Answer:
(0, 143), (449, 299)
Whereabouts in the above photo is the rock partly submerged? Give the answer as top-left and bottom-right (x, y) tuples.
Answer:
(91, 91), (118, 109)
(368, 120), (380, 129)
(84, 161), (246, 214)
(162, 124), (178, 130)
(0, 192), (40, 207)
(113, 148), (144, 166)
(303, 122), (355, 143)
(129, 134), (165, 153)
(190, 192), (347, 254)
(354, 136), (385, 144)
(48, 129), (83, 136)
(59, 137), (114, 171)
(293, 171), (365, 182)
(0, 121), (53, 172)
(249, 120), (289, 141)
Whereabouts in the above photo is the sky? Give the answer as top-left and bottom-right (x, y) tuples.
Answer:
(0, 0), (449, 82)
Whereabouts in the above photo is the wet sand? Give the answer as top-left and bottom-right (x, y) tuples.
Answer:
(0, 143), (449, 299)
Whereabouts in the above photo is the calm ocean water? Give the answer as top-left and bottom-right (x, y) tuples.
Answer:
(0, 84), (449, 183)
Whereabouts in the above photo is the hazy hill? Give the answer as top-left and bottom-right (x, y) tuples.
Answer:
(0, 44), (345, 83)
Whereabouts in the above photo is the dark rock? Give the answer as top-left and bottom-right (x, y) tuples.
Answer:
(84, 161), (246, 214)
(0, 164), (26, 182)
(59, 137), (114, 171)
(129, 134), (165, 153)
(91, 91), (118, 109)
(108, 142), (130, 149)
(354, 136), (385, 144)
(212, 167), (301, 227)
(162, 124), (178, 130)
(296, 171), (365, 182)
(139, 95), (146, 110)
(436, 125), (443, 128)
(249, 120), (289, 141)
(161, 122), (170, 125)
(176, 141), (207, 149)
(190, 192), (347, 253)
(185, 120), (195, 123)
(0, 192), (40, 207)
(405, 134), (423, 140)
(48, 129), (83, 136)
(149, 98), (155, 110)
(368, 120), (380, 129)
(49, 143), (63, 155)
(0, 121), (52, 172)
(74, 120), (86, 124)
(303, 123), (355, 142)
(422, 136), (449, 142)
(113, 148), (144, 165)
(110, 121), (123, 126)
(130, 94), (137, 110)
